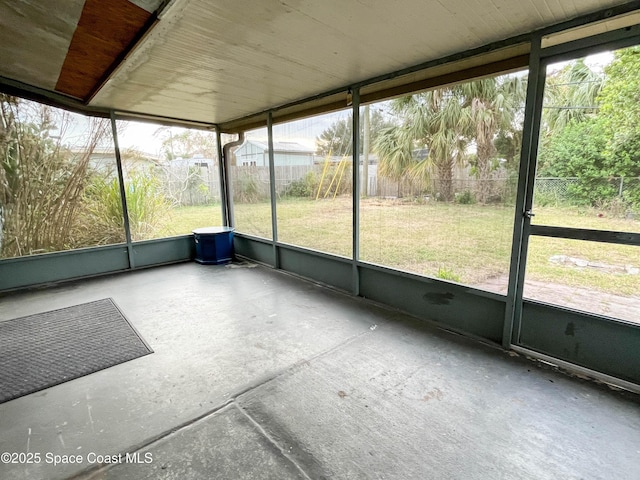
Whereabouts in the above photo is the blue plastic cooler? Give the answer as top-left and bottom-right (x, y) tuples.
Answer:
(192, 227), (234, 264)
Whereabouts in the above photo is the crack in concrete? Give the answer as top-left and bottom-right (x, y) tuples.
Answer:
(234, 403), (313, 480)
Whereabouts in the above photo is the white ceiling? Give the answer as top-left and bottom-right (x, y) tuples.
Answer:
(0, 0), (636, 129)
(0, 0), (85, 90)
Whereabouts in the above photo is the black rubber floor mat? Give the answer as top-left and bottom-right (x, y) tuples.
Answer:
(0, 298), (152, 404)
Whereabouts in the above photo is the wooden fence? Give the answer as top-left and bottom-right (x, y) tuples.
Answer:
(162, 162), (521, 205)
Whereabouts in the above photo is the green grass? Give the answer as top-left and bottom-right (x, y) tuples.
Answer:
(165, 197), (640, 297)
(159, 204), (225, 236)
(533, 205), (639, 232)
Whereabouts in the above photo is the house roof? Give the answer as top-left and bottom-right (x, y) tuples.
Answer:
(1, 1), (638, 132)
(245, 140), (315, 154)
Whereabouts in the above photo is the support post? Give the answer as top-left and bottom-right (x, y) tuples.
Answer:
(267, 112), (280, 268)
(110, 111), (135, 269)
(362, 104), (370, 196)
(216, 129), (229, 226)
(503, 35), (546, 349)
(351, 89), (361, 296)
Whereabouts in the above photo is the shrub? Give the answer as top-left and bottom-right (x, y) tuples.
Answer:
(284, 171), (318, 198)
(233, 172), (262, 203)
(455, 190), (476, 205)
(75, 172), (171, 244)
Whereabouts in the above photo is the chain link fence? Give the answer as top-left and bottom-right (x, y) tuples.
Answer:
(535, 176), (640, 209)
(534, 177), (578, 203)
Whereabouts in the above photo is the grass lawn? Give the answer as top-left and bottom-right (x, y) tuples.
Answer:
(164, 198), (640, 297)
(160, 205), (225, 237)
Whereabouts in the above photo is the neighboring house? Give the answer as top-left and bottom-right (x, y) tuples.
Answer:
(234, 140), (315, 167)
(169, 154), (216, 169)
(80, 147), (162, 177)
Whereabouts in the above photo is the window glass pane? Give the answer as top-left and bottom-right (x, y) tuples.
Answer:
(524, 237), (639, 323)
(116, 120), (222, 241)
(272, 110), (353, 257)
(0, 95), (124, 258)
(534, 45), (640, 233)
(230, 127), (272, 239)
(359, 71), (527, 294)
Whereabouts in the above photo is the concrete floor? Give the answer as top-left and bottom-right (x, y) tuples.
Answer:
(0, 261), (639, 480)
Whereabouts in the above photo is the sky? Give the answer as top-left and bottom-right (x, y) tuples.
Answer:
(117, 121), (168, 156)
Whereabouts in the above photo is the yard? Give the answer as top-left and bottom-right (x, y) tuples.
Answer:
(162, 197), (640, 300)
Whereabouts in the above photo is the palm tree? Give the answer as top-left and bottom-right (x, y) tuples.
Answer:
(536, 59), (604, 176)
(456, 75), (526, 202)
(375, 74), (526, 203)
(542, 59), (603, 137)
(375, 88), (469, 201)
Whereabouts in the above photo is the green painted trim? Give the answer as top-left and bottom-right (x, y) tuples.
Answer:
(111, 112), (134, 268)
(0, 245), (129, 292)
(359, 266), (506, 344)
(540, 24), (640, 60)
(520, 300), (640, 385)
(279, 247), (352, 292)
(0, 236), (195, 292)
(530, 226), (640, 246)
(275, 242), (352, 264)
(132, 235), (194, 267)
(356, 259), (505, 302)
(267, 111), (280, 269)
(234, 235), (274, 266)
(505, 33), (545, 348)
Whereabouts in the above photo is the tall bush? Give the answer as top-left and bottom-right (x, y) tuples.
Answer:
(77, 173), (171, 244)
(0, 95), (110, 257)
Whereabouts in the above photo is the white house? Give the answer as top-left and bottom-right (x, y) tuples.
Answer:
(234, 140), (315, 167)
(80, 147), (162, 177)
(169, 154), (216, 169)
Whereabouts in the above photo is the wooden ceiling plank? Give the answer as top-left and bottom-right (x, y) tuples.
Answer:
(55, 0), (152, 100)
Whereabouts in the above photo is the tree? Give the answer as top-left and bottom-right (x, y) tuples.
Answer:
(538, 47), (640, 208)
(315, 109), (393, 157)
(315, 116), (351, 157)
(374, 124), (415, 186)
(541, 59), (603, 138)
(154, 127), (217, 161)
(374, 74), (525, 202)
(597, 47), (640, 148)
(494, 128), (523, 169)
(375, 88), (468, 201)
(456, 75), (526, 202)
(537, 117), (611, 205)
(596, 46), (640, 207)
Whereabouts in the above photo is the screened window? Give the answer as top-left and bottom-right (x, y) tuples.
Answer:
(116, 120), (222, 241)
(273, 110), (353, 257)
(0, 95), (123, 258)
(359, 71), (527, 294)
(230, 128), (273, 239)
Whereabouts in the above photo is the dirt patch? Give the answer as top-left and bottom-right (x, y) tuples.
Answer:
(476, 276), (640, 324)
